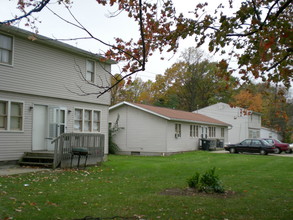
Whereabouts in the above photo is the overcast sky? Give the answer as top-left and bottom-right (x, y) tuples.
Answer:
(1, 0), (291, 95)
(1, 0), (226, 81)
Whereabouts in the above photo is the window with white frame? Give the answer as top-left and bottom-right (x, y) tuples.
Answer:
(208, 126), (216, 137)
(93, 110), (100, 132)
(84, 109), (92, 132)
(86, 60), (95, 82)
(74, 109), (82, 131)
(74, 108), (101, 132)
(0, 101), (7, 130)
(0, 34), (13, 65)
(221, 128), (225, 137)
(190, 125), (199, 137)
(249, 129), (260, 138)
(175, 123), (181, 138)
(0, 100), (23, 131)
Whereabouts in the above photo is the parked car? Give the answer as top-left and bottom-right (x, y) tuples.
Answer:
(286, 143), (293, 154)
(262, 138), (290, 154)
(224, 139), (276, 155)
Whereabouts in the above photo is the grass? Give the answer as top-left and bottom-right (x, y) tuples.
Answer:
(0, 151), (293, 220)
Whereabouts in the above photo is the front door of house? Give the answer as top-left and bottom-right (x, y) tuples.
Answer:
(33, 105), (67, 151)
(32, 105), (47, 151)
(47, 107), (67, 151)
(201, 126), (208, 139)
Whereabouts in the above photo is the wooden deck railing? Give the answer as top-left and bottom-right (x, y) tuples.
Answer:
(51, 133), (105, 169)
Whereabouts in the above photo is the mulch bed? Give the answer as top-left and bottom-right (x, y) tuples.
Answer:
(159, 187), (237, 198)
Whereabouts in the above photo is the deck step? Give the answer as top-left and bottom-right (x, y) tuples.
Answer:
(19, 152), (54, 168)
(24, 152), (54, 158)
(19, 161), (53, 167)
(22, 156), (54, 160)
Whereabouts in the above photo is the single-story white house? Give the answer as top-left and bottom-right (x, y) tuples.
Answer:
(260, 127), (282, 140)
(109, 102), (231, 156)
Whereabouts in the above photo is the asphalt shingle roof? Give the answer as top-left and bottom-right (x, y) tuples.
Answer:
(129, 102), (230, 126)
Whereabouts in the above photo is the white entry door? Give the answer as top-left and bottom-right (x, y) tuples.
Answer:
(201, 126), (208, 139)
(32, 105), (47, 151)
(47, 107), (67, 151)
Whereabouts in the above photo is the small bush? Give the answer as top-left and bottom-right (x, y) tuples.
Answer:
(108, 128), (121, 154)
(187, 167), (225, 193)
(187, 172), (200, 188)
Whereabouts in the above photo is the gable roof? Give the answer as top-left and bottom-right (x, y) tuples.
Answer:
(197, 102), (262, 115)
(0, 25), (116, 64)
(110, 102), (231, 127)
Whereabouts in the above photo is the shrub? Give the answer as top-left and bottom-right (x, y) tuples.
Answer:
(187, 167), (225, 193)
(108, 128), (120, 154)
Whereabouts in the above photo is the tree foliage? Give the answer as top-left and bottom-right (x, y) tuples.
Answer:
(112, 47), (237, 111)
(1, 0), (291, 97)
(155, 48), (238, 111)
(176, 0), (292, 88)
(230, 83), (292, 142)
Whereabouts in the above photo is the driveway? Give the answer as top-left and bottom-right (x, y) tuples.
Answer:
(211, 150), (293, 157)
(0, 165), (49, 176)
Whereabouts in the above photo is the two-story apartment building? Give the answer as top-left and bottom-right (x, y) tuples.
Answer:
(197, 102), (262, 144)
(0, 25), (114, 164)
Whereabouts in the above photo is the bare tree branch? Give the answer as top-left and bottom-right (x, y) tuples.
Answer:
(0, 0), (51, 25)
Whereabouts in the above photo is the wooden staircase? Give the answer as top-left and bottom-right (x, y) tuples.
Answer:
(19, 152), (54, 168)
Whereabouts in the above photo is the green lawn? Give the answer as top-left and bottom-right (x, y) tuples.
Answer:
(1, 151), (293, 220)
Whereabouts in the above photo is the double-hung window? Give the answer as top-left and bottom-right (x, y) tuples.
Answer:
(0, 100), (23, 131)
(190, 125), (199, 137)
(208, 126), (216, 137)
(93, 110), (100, 132)
(86, 60), (95, 83)
(74, 108), (101, 132)
(175, 123), (181, 138)
(0, 33), (13, 65)
(221, 128), (225, 137)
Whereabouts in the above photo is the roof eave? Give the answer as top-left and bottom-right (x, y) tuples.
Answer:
(110, 101), (171, 120)
(0, 25), (116, 64)
(110, 102), (231, 127)
(170, 118), (231, 127)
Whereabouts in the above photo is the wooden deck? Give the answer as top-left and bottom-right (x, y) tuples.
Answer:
(51, 133), (105, 169)
(19, 133), (105, 169)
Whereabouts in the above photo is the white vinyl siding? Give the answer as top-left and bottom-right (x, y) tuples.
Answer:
(0, 35), (111, 105)
(0, 33), (13, 65)
(74, 108), (101, 132)
(0, 91), (110, 161)
(0, 99), (23, 132)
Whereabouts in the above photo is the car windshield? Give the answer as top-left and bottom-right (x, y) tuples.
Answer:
(275, 139), (282, 143)
(262, 140), (273, 146)
(265, 139), (273, 144)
